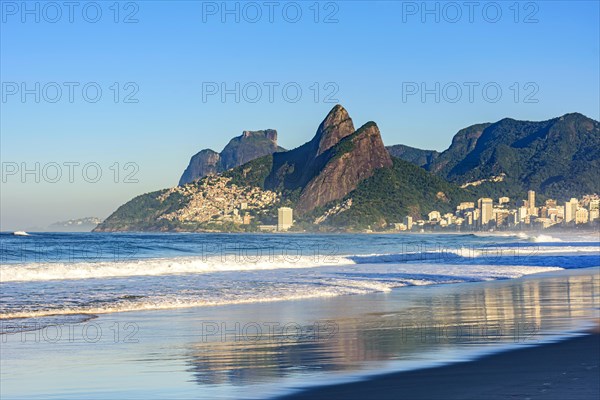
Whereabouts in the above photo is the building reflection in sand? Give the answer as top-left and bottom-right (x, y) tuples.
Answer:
(185, 270), (599, 385)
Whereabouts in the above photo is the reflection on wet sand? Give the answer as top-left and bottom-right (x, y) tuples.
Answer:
(185, 269), (599, 386)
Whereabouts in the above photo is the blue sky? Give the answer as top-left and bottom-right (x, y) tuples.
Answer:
(1, 0), (599, 230)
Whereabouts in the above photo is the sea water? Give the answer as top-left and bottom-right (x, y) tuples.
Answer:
(1, 231), (598, 321)
(1, 231), (599, 399)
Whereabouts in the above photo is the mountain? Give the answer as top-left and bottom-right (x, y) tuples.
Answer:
(179, 149), (221, 184)
(389, 114), (599, 200)
(95, 105), (465, 232)
(48, 217), (102, 232)
(262, 105), (393, 214)
(310, 157), (469, 229)
(426, 123), (491, 176)
(179, 129), (285, 185)
(386, 144), (439, 167)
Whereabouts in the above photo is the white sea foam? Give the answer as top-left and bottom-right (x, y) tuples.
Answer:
(529, 234), (563, 242)
(480, 231), (599, 243)
(0, 263), (564, 319)
(0, 255), (353, 283)
(507, 232), (562, 242)
(2, 243), (598, 283)
(0, 292), (342, 320)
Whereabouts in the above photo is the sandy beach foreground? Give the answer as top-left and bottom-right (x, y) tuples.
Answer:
(2, 266), (598, 399)
(282, 332), (600, 400)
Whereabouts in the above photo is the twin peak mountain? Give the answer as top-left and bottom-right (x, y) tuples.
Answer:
(179, 105), (392, 214)
(182, 105), (599, 202)
(95, 105), (598, 231)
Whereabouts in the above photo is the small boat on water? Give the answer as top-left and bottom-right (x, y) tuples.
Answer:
(13, 231), (30, 236)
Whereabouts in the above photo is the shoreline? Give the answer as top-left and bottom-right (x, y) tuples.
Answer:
(3, 265), (597, 323)
(2, 266), (598, 399)
(12, 228), (597, 235)
(279, 332), (600, 400)
(2, 266), (598, 323)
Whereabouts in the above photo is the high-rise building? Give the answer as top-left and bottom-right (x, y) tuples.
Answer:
(498, 197), (510, 205)
(557, 205), (565, 220)
(513, 210), (520, 225)
(518, 206), (528, 222)
(478, 198), (493, 226)
(403, 216), (413, 230)
(466, 212), (474, 226)
(277, 207), (293, 231)
(527, 190), (536, 216)
(495, 209), (510, 226)
(589, 199), (599, 222)
(575, 208), (589, 224)
(564, 198), (579, 223)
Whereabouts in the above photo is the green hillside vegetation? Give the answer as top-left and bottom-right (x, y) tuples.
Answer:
(96, 190), (190, 231)
(308, 157), (471, 229)
(424, 114), (599, 200)
(386, 144), (440, 167)
(223, 154), (273, 189)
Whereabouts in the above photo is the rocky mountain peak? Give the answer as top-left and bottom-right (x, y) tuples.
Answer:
(179, 149), (221, 186)
(294, 120), (393, 214)
(315, 104), (355, 156)
(179, 129), (284, 186)
(242, 129), (278, 143)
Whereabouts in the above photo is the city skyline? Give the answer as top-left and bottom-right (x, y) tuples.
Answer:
(414, 190), (600, 232)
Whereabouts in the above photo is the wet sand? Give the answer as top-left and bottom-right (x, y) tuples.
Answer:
(2, 268), (598, 399)
(281, 332), (600, 400)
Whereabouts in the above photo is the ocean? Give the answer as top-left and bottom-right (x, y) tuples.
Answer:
(1, 231), (599, 321)
(1, 231), (599, 398)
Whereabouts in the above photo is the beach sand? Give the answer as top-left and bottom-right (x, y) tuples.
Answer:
(281, 332), (600, 400)
(2, 268), (598, 399)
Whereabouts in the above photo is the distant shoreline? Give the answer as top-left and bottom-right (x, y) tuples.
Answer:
(6, 228), (599, 236)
